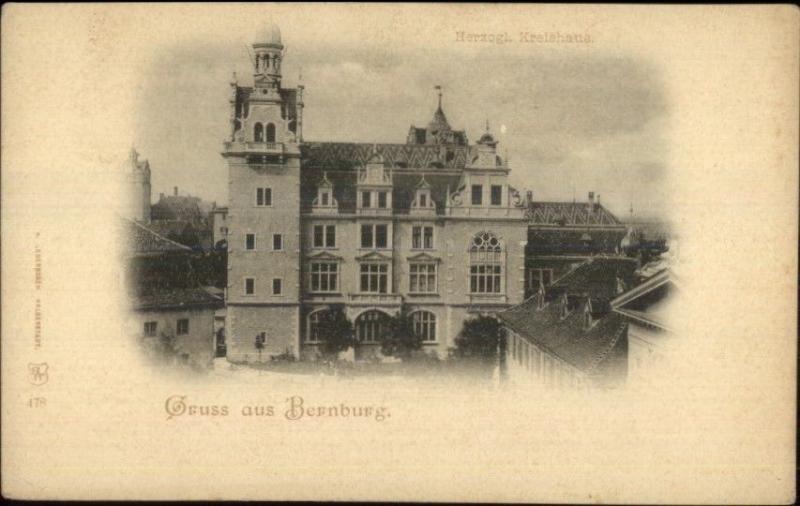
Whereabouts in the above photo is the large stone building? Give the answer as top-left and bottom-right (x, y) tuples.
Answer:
(221, 24), (628, 363)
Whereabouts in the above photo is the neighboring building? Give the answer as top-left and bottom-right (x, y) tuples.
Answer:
(124, 147), (152, 223)
(211, 204), (229, 248)
(123, 218), (224, 368)
(221, 23), (626, 363)
(151, 187), (214, 250)
(497, 257), (637, 388)
(611, 268), (677, 382)
(524, 192), (628, 297)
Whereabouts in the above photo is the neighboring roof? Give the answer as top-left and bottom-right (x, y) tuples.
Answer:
(151, 195), (207, 222)
(526, 202), (624, 227)
(527, 228), (627, 256)
(611, 268), (675, 332)
(125, 218), (191, 255)
(549, 256), (638, 300)
(498, 295), (627, 373)
(133, 286), (223, 311)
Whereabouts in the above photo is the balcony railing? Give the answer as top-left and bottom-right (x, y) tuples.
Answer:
(223, 141), (284, 154)
(348, 293), (402, 305)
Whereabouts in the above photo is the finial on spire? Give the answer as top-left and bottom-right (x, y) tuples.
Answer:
(435, 85), (442, 109)
(485, 119), (490, 132)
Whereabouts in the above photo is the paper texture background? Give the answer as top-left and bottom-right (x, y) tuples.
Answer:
(1, 4), (797, 503)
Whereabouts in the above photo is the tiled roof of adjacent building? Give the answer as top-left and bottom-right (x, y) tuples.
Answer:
(497, 295), (627, 373)
(526, 202), (624, 227)
(132, 286), (223, 311)
(549, 256), (639, 301)
(124, 217), (192, 255)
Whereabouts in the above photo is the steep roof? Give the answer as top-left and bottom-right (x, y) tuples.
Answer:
(301, 142), (469, 171)
(151, 195), (207, 222)
(133, 286), (223, 311)
(549, 256), (638, 301)
(124, 218), (191, 256)
(526, 202), (623, 227)
(498, 295), (627, 373)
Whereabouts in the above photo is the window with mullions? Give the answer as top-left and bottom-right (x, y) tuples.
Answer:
(309, 262), (338, 293)
(409, 263), (437, 294)
(412, 226), (434, 249)
(355, 310), (388, 342)
(360, 263), (388, 293)
(469, 232), (503, 294)
(411, 311), (436, 342)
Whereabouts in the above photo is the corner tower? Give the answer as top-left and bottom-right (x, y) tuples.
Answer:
(222, 23), (304, 362)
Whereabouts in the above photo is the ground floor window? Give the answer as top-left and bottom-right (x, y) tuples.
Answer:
(144, 321), (157, 337)
(411, 311), (436, 342)
(306, 310), (329, 343)
(177, 318), (189, 335)
(355, 310), (388, 343)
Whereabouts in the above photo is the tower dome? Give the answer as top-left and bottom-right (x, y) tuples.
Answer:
(255, 22), (282, 47)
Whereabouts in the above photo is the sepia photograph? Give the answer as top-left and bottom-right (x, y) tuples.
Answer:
(1, 3), (796, 502)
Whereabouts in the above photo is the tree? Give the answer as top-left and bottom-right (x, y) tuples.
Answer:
(316, 305), (355, 361)
(157, 328), (178, 364)
(452, 315), (506, 365)
(254, 332), (265, 361)
(380, 306), (423, 361)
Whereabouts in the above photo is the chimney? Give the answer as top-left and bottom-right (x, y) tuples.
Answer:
(587, 191), (595, 214)
(595, 194), (601, 210)
(173, 186), (178, 196)
(526, 190), (533, 204)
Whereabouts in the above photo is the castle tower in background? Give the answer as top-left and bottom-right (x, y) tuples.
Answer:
(222, 23), (304, 360)
(125, 147), (151, 223)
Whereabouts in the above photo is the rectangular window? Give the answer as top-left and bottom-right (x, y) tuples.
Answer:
(423, 226), (434, 249)
(325, 225), (336, 248)
(409, 263), (437, 294)
(361, 224), (373, 248)
(310, 262), (338, 293)
(419, 193), (427, 207)
(362, 191), (371, 208)
(360, 263), (388, 293)
(361, 224), (388, 249)
(321, 192), (329, 206)
(470, 264), (502, 294)
(529, 268), (554, 290)
(313, 225), (336, 248)
(272, 278), (282, 295)
(412, 225), (434, 249)
(273, 234), (283, 251)
(245, 277), (255, 295)
(245, 233), (256, 250)
(177, 318), (189, 335)
(491, 185), (502, 206)
(378, 191), (387, 208)
(471, 185), (483, 206)
(256, 187), (272, 206)
(375, 224), (387, 248)
(313, 225), (324, 248)
(144, 321), (157, 337)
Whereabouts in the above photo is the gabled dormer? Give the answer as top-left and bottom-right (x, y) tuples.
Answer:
(410, 175), (436, 216)
(312, 171), (338, 215)
(357, 149), (393, 216)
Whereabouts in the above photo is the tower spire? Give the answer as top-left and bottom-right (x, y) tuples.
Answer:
(435, 85), (442, 110)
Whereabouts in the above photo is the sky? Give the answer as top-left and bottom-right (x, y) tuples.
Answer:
(133, 22), (670, 220)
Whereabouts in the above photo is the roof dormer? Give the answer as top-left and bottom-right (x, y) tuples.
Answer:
(410, 175), (436, 216)
(357, 147), (393, 215)
(312, 171), (338, 215)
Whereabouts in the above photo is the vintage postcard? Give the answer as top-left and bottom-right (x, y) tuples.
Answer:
(1, 3), (797, 503)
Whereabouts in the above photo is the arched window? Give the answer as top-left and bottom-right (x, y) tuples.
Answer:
(469, 232), (503, 294)
(411, 311), (436, 342)
(253, 122), (264, 142)
(306, 309), (330, 344)
(355, 310), (388, 343)
(266, 123), (276, 143)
